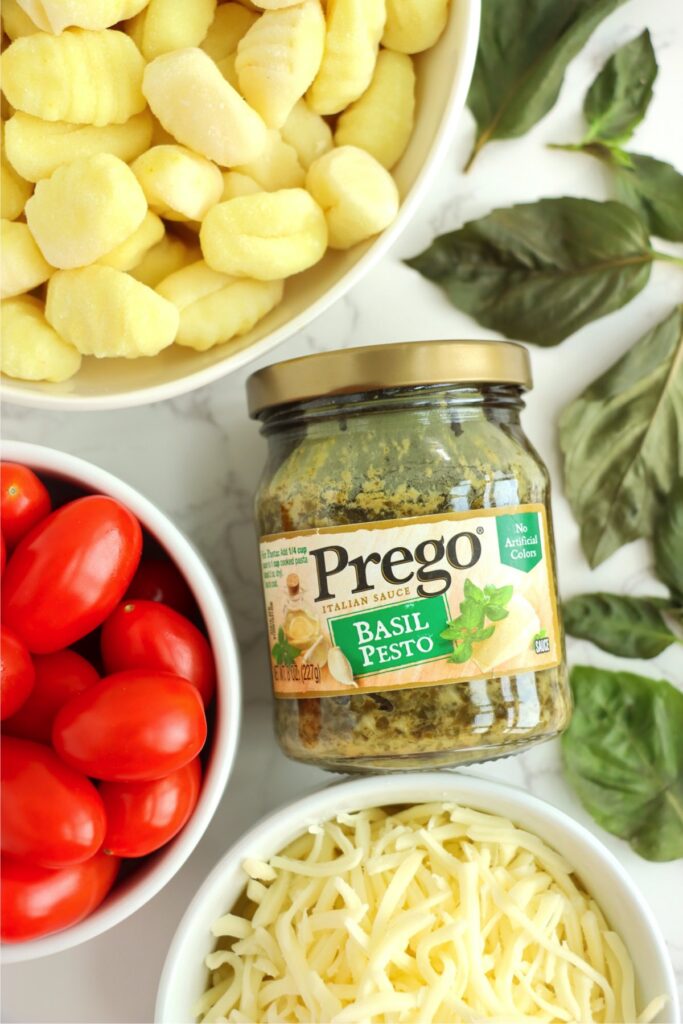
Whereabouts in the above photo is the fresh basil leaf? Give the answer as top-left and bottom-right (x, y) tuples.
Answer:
(654, 479), (683, 601)
(485, 604), (509, 622)
(466, 0), (627, 169)
(563, 665), (683, 861)
(583, 30), (657, 146)
(563, 593), (678, 658)
(406, 198), (655, 346)
(559, 306), (683, 566)
(464, 578), (486, 604)
(613, 152), (683, 242)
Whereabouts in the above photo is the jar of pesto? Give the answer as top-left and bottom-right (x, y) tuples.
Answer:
(247, 341), (570, 772)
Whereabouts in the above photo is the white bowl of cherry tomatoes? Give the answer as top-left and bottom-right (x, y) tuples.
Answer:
(0, 441), (241, 962)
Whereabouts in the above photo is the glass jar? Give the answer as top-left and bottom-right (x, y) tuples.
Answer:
(248, 340), (570, 772)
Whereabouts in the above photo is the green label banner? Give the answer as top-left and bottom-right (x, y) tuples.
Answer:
(329, 596), (452, 676)
(496, 512), (543, 573)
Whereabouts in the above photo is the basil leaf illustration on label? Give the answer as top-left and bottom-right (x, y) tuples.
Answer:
(613, 152), (683, 242)
(559, 306), (683, 566)
(654, 478), (683, 602)
(407, 198), (655, 346)
(583, 30), (657, 145)
(271, 627), (299, 667)
(563, 593), (679, 658)
(465, 0), (627, 169)
(563, 666), (683, 862)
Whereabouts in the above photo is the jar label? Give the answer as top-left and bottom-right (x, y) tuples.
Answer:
(259, 504), (562, 699)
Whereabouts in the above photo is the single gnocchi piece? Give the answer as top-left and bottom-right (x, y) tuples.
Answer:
(1, 219), (53, 298)
(1, 124), (33, 220)
(281, 99), (332, 170)
(2, 0), (40, 40)
(156, 260), (283, 351)
(4, 110), (154, 182)
(1, 295), (82, 383)
(1, 29), (147, 126)
(45, 266), (179, 358)
(382, 0), (449, 54)
(126, 0), (217, 61)
(15, 0), (148, 34)
(307, 0), (386, 115)
(200, 188), (327, 280)
(221, 171), (262, 201)
(234, 130), (304, 191)
(235, 0), (325, 129)
(306, 144), (399, 249)
(335, 49), (415, 169)
(131, 145), (224, 222)
(26, 153), (147, 269)
(130, 232), (201, 288)
(98, 211), (165, 272)
(201, 3), (257, 61)
(143, 48), (268, 167)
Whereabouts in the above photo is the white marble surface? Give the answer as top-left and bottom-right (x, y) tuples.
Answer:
(3, 0), (683, 1020)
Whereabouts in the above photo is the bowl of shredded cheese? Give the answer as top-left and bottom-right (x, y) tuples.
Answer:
(155, 773), (677, 1024)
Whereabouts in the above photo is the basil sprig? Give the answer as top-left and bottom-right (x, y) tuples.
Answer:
(553, 30), (683, 241)
(563, 666), (683, 862)
(465, 0), (627, 170)
(441, 579), (513, 663)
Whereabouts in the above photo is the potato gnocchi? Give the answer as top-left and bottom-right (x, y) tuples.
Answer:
(306, 145), (399, 249)
(1, 29), (147, 126)
(200, 188), (327, 280)
(131, 144), (223, 221)
(142, 47), (268, 167)
(0, 0), (451, 384)
(1, 296), (82, 383)
(26, 153), (147, 269)
(46, 265), (178, 358)
(307, 0), (386, 115)
(335, 49), (415, 169)
(156, 260), (283, 350)
(235, 0), (325, 128)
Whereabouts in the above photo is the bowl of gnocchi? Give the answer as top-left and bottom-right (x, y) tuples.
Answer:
(1, 0), (481, 410)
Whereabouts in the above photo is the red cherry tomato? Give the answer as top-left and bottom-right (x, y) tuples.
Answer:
(100, 758), (202, 858)
(2, 495), (142, 654)
(52, 670), (207, 781)
(0, 626), (35, 720)
(1, 852), (119, 943)
(0, 463), (51, 549)
(3, 649), (99, 743)
(1, 737), (106, 868)
(126, 559), (197, 618)
(101, 600), (215, 706)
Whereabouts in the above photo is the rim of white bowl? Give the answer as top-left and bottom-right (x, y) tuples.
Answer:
(1, 440), (242, 963)
(2, 0), (481, 413)
(155, 771), (679, 1024)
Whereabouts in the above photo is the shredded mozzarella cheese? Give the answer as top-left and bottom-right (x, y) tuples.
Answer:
(197, 804), (667, 1024)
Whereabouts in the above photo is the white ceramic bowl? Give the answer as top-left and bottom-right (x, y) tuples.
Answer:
(1, 440), (242, 963)
(2, 1), (480, 412)
(156, 772), (679, 1024)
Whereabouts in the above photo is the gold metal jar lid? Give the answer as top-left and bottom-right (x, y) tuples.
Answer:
(247, 339), (532, 417)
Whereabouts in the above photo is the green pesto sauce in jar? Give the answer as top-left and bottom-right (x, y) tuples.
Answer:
(249, 342), (570, 772)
